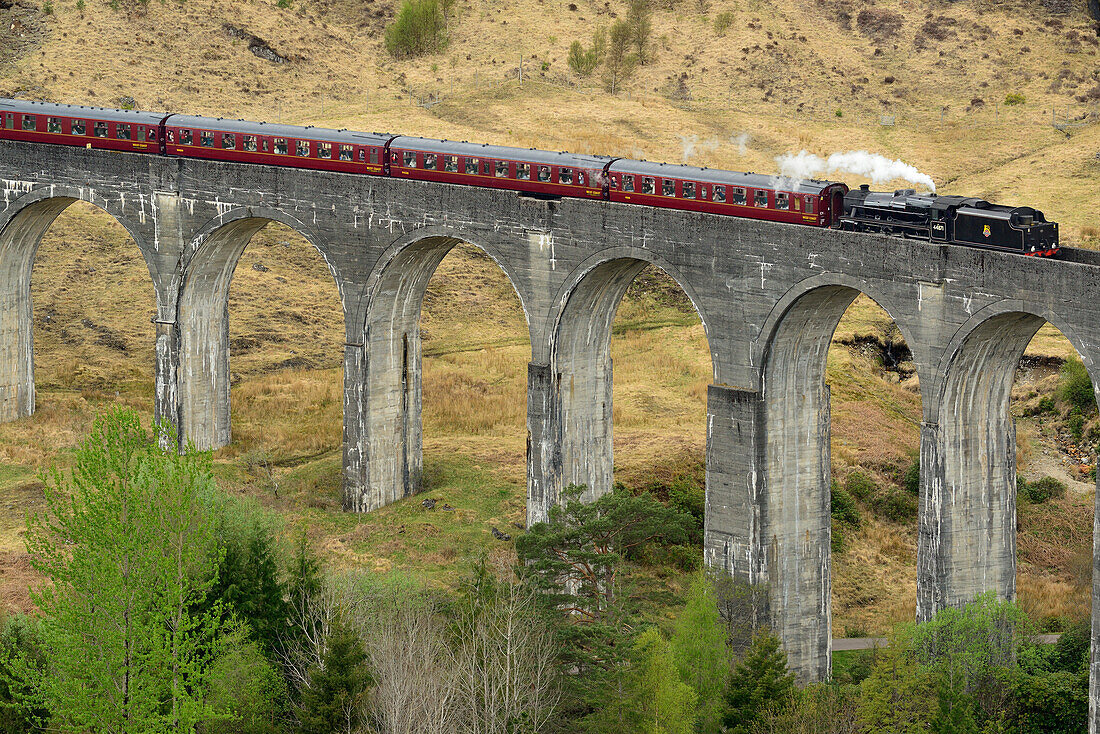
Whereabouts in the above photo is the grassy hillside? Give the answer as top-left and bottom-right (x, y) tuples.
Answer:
(0, 0), (1097, 634)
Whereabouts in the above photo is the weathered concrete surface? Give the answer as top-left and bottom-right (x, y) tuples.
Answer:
(5, 140), (1100, 701)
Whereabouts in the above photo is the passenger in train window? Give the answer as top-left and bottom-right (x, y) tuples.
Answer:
(47, 117), (62, 134)
(358, 149), (366, 162)
(731, 187), (746, 205)
(466, 157), (479, 174)
(318, 142), (332, 158)
(713, 185), (725, 203)
(424, 153), (437, 169)
(495, 160), (508, 177)
(117, 124), (131, 140)
(622, 175), (634, 192)
(516, 162), (530, 180)
(682, 181), (695, 199)
(662, 179), (675, 196)
(147, 127), (157, 142)
(72, 120), (86, 136)
(444, 155), (458, 172)
(559, 167), (573, 184)
(340, 145), (353, 161)
(21, 115), (35, 131)
(200, 131), (214, 147)
(180, 129), (192, 144)
(274, 138), (288, 154)
(641, 177), (655, 194)
(537, 165), (551, 182)
(243, 135), (257, 152)
(296, 140), (310, 157)
(404, 151), (417, 167)
(222, 134), (236, 150)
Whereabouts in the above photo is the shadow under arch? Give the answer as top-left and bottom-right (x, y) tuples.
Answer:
(758, 276), (920, 684)
(539, 249), (713, 522)
(918, 301), (1100, 623)
(351, 229), (535, 514)
(176, 208), (340, 450)
(0, 188), (157, 421)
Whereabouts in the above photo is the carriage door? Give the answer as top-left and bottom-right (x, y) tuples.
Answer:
(830, 189), (845, 226)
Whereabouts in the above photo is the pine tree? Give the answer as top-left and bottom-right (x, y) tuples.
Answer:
(723, 631), (794, 734)
(297, 622), (372, 734)
(670, 573), (728, 733)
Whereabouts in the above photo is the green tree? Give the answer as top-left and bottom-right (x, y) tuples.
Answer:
(670, 573), (727, 733)
(628, 627), (698, 734)
(297, 622), (372, 734)
(517, 483), (694, 723)
(604, 19), (638, 92)
(626, 0), (653, 64)
(203, 639), (289, 734)
(0, 615), (49, 733)
(723, 631), (793, 734)
(22, 408), (232, 733)
(384, 0), (448, 57)
(1059, 357), (1096, 414)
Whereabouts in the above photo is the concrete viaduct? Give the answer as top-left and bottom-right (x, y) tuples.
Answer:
(3, 140), (1100, 723)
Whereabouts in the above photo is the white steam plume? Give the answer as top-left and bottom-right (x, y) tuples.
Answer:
(679, 135), (720, 163)
(731, 132), (750, 156)
(774, 150), (936, 192)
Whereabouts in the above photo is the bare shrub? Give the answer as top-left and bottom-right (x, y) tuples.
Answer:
(856, 8), (903, 40)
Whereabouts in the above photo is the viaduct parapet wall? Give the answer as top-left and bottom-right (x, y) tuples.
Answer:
(4, 141), (1100, 726)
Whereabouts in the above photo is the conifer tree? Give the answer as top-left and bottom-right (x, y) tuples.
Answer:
(297, 622), (372, 734)
(723, 631), (794, 734)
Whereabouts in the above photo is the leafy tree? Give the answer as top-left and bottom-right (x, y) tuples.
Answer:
(203, 639), (289, 734)
(0, 615), (49, 733)
(627, 627), (698, 734)
(626, 0), (653, 64)
(22, 408), (232, 733)
(297, 622), (372, 734)
(384, 0), (448, 58)
(604, 19), (638, 92)
(723, 631), (793, 734)
(670, 573), (727, 732)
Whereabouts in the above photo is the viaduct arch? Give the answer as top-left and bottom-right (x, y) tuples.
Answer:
(4, 141), (1100, 726)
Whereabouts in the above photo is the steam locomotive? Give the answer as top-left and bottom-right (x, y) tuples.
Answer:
(0, 98), (1060, 257)
(840, 184), (1059, 257)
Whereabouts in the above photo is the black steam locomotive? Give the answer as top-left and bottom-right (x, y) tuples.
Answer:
(840, 184), (1060, 257)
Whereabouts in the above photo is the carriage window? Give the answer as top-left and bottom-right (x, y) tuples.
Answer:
(403, 151), (417, 167)
(147, 127), (157, 142)
(776, 193), (789, 210)
(371, 149), (380, 164)
(261, 139), (269, 152)
(243, 135), (257, 152)
(793, 196), (801, 211)
(682, 181), (695, 199)
(116, 124), (131, 140)
(135, 126), (145, 140)
(662, 179), (675, 196)
(578, 172), (586, 186)
(358, 149), (365, 161)
(466, 157), (479, 174)
(340, 145), (353, 161)
(318, 142), (332, 159)
(47, 117), (62, 133)
(444, 155), (458, 172)
(622, 175), (634, 192)
(424, 153), (437, 169)
(3, 113), (12, 130)
(731, 187), (746, 205)
(296, 140), (310, 157)
(179, 128), (192, 145)
(495, 160), (509, 178)
(200, 131), (214, 147)
(222, 133), (235, 150)
(94, 122), (109, 138)
(483, 160), (492, 175)
(274, 138), (288, 155)
(537, 165), (551, 182)
(72, 119), (86, 135)
(713, 185), (725, 202)
(641, 176), (655, 194)
(21, 115), (36, 131)
(516, 162), (530, 180)
(559, 167), (573, 185)
(754, 190), (768, 207)
(805, 197), (815, 214)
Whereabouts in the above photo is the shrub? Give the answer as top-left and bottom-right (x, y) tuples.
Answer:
(1037, 396), (1056, 414)
(844, 471), (876, 501)
(384, 0), (448, 58)
(1068, 412), (1085, 441)
(1059, 357), (1096, 414)
(1019, 476), (1066, 504)
(878, 489), (918, 522)
(903, 455), (920, 496)
(713, 11), (733, 35)
(567, 32), (602, 76)
(1004, 92), (1026, 106)
(830, 483), (861, 528)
